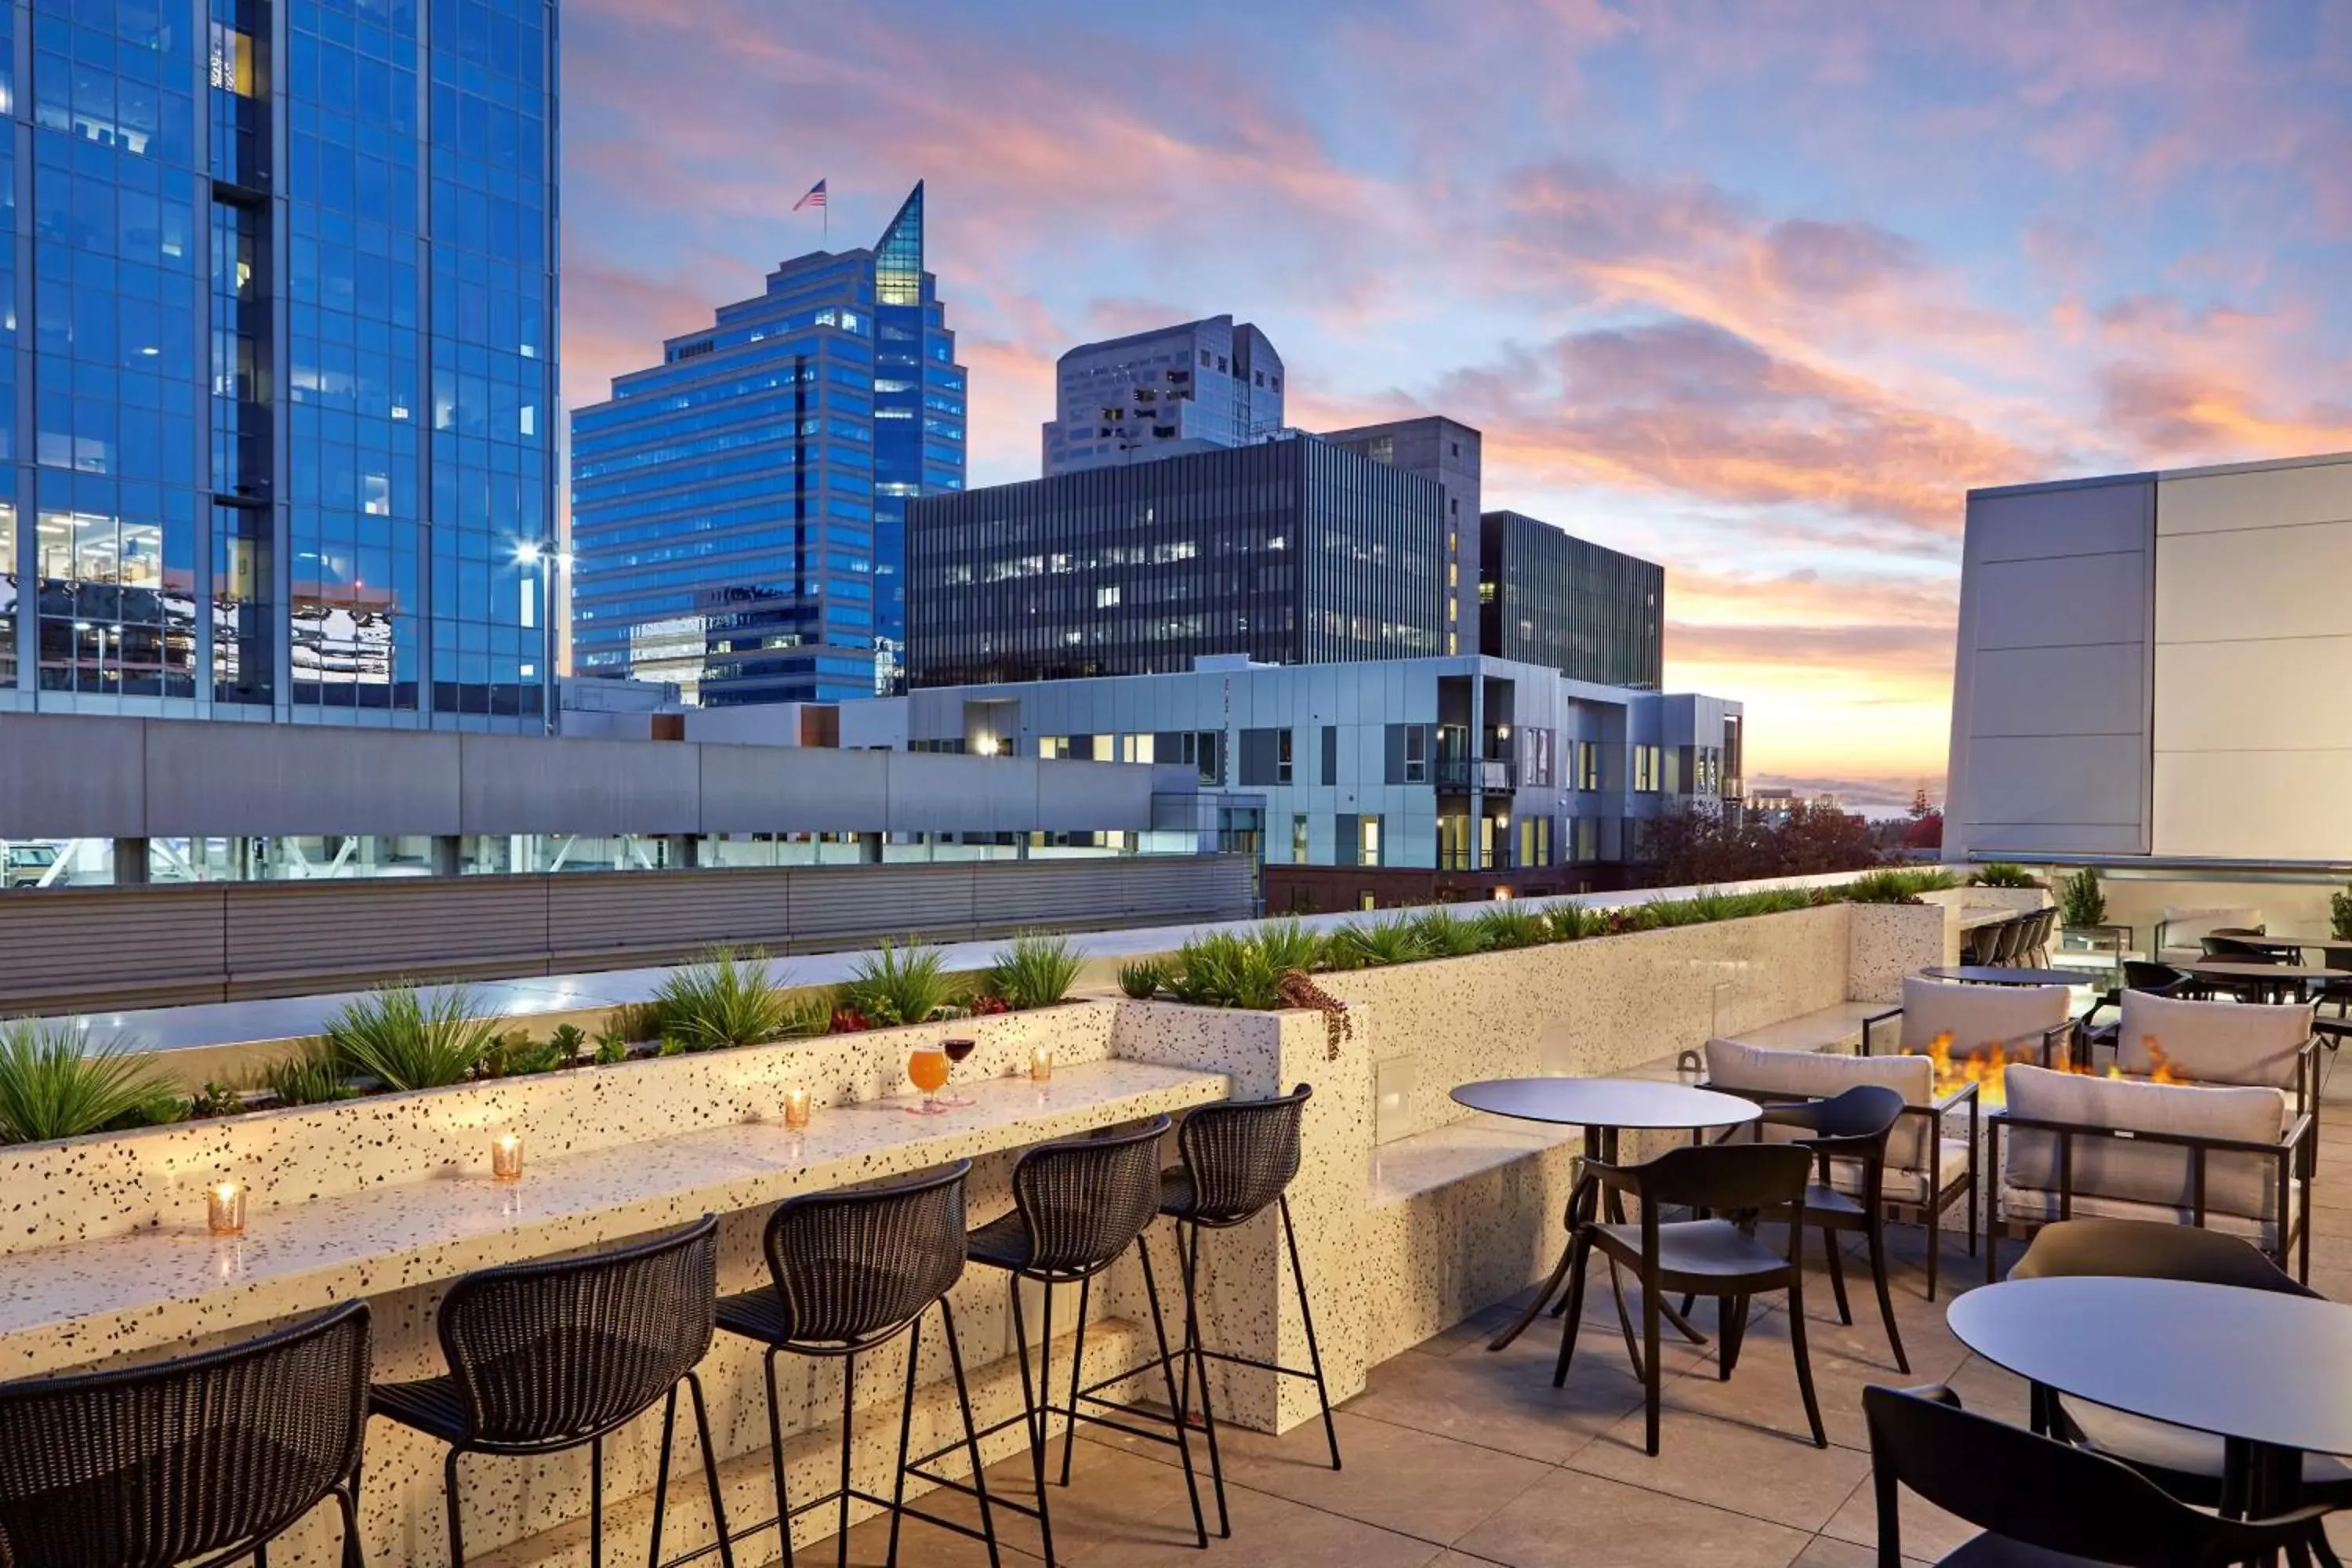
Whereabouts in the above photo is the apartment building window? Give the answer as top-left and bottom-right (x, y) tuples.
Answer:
(1525, 729), (1555, 788)
(1359, 892), (1378, 912)
(1292, 814), (1309, 865)
(1238, 728), (1291, 786)
(1167, 730), (1222, 786)
(1577, 741), (1600, 790)
(1634, 745), (1662, 793)
(1277, 730), (1294, 785)
(1518, 815), (1552, 868)
(1576, 817), (1599, 861)
(1358, 815), (1383, 867)
(1321, 725), (1339, 786)
(1404, 725), (1427, 783)
(1437, 813), (1471, 871)
(1479, 815), (1497, 870)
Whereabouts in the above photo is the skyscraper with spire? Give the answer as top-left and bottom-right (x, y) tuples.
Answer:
(571, 184), (966, 704)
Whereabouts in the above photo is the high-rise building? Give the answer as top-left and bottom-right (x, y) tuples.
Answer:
(1479, 511), (1664, 688)
(1041, 316), (1283, 476)
(904, 434), (1446, 687)
(1321, 418), (1483, 655)
(571, 184), (965, 705)
(0, 0), (559, 728)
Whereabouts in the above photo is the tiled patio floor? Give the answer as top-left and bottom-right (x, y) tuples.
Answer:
(805, 1098), (2352, 1566)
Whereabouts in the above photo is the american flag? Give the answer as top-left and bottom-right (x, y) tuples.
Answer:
(793, 179), (827, 212)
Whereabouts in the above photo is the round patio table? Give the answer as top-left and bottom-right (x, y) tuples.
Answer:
(1920, 965), (2088, 988)
(1451, 1078), (1761, 1352)
(1950, 1276), (2352, 1523)
(2178, 961), (2350, 983)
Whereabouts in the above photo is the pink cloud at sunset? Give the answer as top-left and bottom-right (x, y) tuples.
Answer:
(559, 0), (2352, 814)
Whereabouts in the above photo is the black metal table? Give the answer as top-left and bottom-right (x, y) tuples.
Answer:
(2180, 961), (2351, 984)
(1450, 1077), (1762, 1352)
(1950, 1276), (2352, 1541)
(1920, 965), (2089, 988)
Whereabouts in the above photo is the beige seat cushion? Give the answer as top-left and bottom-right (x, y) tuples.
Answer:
(1828, 1138), (1970, 1206)
(1997, 1188), (2288, 1249)
(2158, 906), (2264, 966)
(1702, 1038), (1938, 1181)
(2060, 1397), (2352, 1484)
(2002, 1064), (2292, 1223)
(2116, 991), (2313, 1091)
(1896, 975), (2071, 1062)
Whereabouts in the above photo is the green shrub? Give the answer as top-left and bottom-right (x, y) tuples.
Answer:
(1253, 919), (1326, 974)
(1324, 916), (1426, 971)
(2059, 867), (2108, 928)
(842, 939), (963, 1027)
(188, 1080), (245, 1118)
(1641, 898), (1714, 927)
(591, 1032), (632, 1065)
(547, 1023), (589, 1062)
(0, 1020), (182, 1145)
(1167, 931), (1287, 1010)
(655, 948), (797, 1051)
(777, 990), (837, 1037)
(1473, 907), (1550, 949)
(262, 1037), (350, 1107)
(325, 985), (501, 1091)
(1410, 909), (1490, 957)
(2335, 887), (2352, 942)
(1545, 906), (1606, 941)
(1118, 959), (1167, 1000)
(1842, 869), (1929, 905)
(479, 1032), (566, 1078)
(989, 933), (1083, 1011)
(1970, 863), (2039, 888)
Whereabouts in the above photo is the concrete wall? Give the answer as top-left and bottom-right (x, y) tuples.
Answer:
(0, 713), (1164, 838)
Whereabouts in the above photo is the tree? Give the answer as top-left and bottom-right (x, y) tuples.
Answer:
(1641, 800), (1882, 887)
(1902, 808), (1945, 851)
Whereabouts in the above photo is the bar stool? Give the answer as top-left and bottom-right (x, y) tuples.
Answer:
(0, 1301), (372, 1568)
(369, 1216), (735, 1568)
(916, 1116), (1204, 1567)
(715, 1160), (996, 1568)
(1150, 1083), (1338, 1537)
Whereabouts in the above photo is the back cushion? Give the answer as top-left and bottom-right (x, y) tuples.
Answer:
(1898, 976), (2071, 1062)
(2116, 991), (2313, 1091)
(2002, 1064), (2290, 1221)
(1704, 1039), (1936, 1172)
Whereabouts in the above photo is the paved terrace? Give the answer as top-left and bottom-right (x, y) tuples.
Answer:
(770, 1099), (2352, 1568)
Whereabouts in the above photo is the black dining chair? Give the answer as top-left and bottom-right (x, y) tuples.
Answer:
(1553, 1140), (1824, 1455)
(0, 1301), (372, 1568)
(1753, 1085), (1911, 1374)
(915, 1116), (1204, 1568)
(2010, 1218), (2351, 1555)
(716, 1160), (996, 1568)
(369, 1216), (735, 1568)
(1146, 1084), (1337, 1539)
(1864, 1384), (2330, 1566)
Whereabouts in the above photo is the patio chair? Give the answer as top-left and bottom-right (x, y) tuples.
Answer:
(1552, 1141), (1825, 1456)
(2009, 1220), (2351, 1551)
(1751, 1086), (1912, 1372)
(1863, 1384), (2330, 1567)
(1862, 975), (2073, 1068)
(2155, 906), (2263, 967)
(2108, 989), (2319, 1109)
(2078, 962), (2193, 1058)
(1987, 1063), (2315, 1282)
(1703, 1037), (1978, 1299)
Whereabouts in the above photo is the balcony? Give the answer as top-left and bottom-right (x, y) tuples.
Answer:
(1434, 758), (1515, 793)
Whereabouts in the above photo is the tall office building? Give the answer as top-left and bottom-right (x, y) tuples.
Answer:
(1042, 316), (1283, 476)
(906, 434), (1446, 687)
(571, 184), (966, 705)
(1322, 418), (1482, 655)
(0, 0), (559, 728)
(1479, 511), (1664, 688)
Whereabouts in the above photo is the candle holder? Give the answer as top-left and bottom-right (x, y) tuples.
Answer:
(207, 1180), (247, 1236)
(783, 1086), (811, 1130)
(492, 1134), (525, 1181)
(1029, 1047), (1054, 1083)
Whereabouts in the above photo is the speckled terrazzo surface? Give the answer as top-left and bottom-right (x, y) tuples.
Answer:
(0, 1058), (1224, 1379)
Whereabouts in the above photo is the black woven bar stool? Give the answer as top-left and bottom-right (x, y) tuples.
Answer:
(369, 1215), (735, 1568)
(714, 1160), (996, 1568)
(913, 1115), (1204, 1567)
(1148, 1083), (1336, 1538)
(0, 1300), (372, 1568)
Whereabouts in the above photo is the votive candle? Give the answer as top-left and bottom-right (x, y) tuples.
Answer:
(783, 1086), (811, 1130)
(207, 1180), (247, 1236)
(492, 1133), (525, 1181)
(1030, 1047), (1053, 1083)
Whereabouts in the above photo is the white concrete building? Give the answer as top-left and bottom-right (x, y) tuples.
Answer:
(1944, 450), (2352, 866)
(1041, 316), (1284, 475)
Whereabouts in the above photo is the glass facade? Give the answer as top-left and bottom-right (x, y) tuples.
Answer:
(570, 183), (965, 705)
(905, 434), (1445, 686)
(0, 0), (559, 726)
(1478, 510), (1664, 689)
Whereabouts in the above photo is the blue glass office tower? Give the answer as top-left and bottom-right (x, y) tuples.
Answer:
(0, 0), (559, 729)
(570, 183), (966, 704)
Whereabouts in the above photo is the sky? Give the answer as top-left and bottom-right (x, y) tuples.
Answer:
(558, 0), (2352, 815)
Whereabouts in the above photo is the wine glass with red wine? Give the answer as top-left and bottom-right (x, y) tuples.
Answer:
(939, 1037), (977, 1106)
